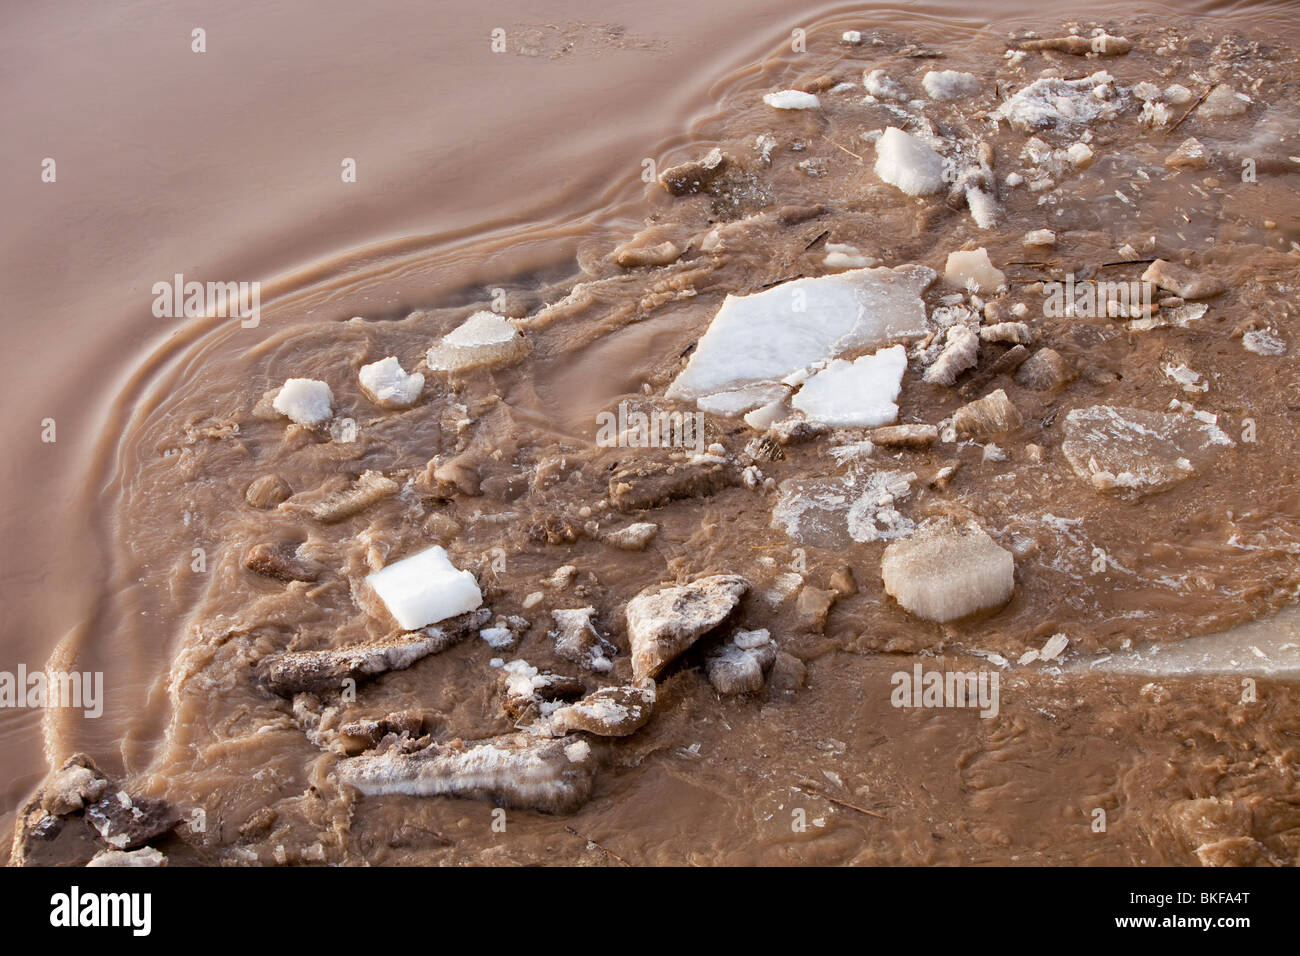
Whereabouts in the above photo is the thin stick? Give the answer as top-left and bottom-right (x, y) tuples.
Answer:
(1170, 83), (1217, 133)
(1099, 258), (1157, 267)
(565, 826), (630, 866)
(826, 137), (864, 161)
(800, 783), (888, 819)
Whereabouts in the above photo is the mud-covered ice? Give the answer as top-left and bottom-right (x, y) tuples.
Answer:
(1061, 405), (1233, 497)
(667, 265), (934, 412)
(545, 680), (656, 737)
(881, 520), (1015, 622)
(365, 545), (483, 630)
(790, 345), (907, 427)
(706, 628), (777, 695)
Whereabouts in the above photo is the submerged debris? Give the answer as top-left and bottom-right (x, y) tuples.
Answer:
(279, 469), (399, 523)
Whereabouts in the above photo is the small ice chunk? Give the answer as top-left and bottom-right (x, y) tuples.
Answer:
(359, 357), (424, 409)
(1039, 633), (1069, 662)
(791, 345), (907, 427)
(922, 70), (981, 101)
(1023, 228), (1056, 247)
(863, 70), (908, 102)
(1199, 85), (1250, 118)
(992, 71), (1123, 131)
(480, 627), (515, 649)
(943, 248), (1006, 294)
(1164, 137), (1208, 169)
(923, 325), (979, 386)
(841, 30), (862, 44)
(426, 311), (528, 372)
(366, 545), (483, 631)
(764, 90), (820, 110)
(273, 378), (334, 427)
(1065, 142), (1094, 167)
(874, 127), (946, 196)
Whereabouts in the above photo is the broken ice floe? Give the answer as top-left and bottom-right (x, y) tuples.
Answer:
(943, 248), (1005, 294)
(991, 71), (1124, 132)
(366, 545), (483, 631)
(881, 519), (1015, 623)
(667, 265), (934, 414)
(773, 468), (917, 547)
(922, 70), (981, 101)
(425, 311), (529, 372)
(1061, 405), (1232, 497)
(358, 356), (424, 409)
(789, 345), (907, 427)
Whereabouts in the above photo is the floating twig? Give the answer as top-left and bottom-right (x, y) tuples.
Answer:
(1169, 83), (1217, 133)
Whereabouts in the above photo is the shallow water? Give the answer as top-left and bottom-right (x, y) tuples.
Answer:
(3, 0), (1300, 865)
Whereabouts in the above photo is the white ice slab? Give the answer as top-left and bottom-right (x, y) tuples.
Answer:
(791, 344), (907, 427)
(366, 545), (483, 631)
(873, 127), (947, 196)
(667, 265), (934, 411)
(359, 356), (425, 408)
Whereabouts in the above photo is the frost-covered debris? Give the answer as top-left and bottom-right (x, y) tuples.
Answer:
(1164, 137), (1209, 169)
(667, 265), (934, 412)
(550, 607), (616, 673)
(1141, 260), (1224, 300)
(500, 659), (584, 720)
(923, 325), (979, 385)
(366, 545), (483, 631)
(943, 248), (1006, 294)
(763, 90), (820, 110)
(1062, 405), (1233, 497)
(545, 680), (656, 737)
(881, 519), (1015, 622)
(922, 70), (981, 101)
(706, 629), (777, 695)
(846, 470), (917, 544)
(874, 127), (947, 196)
(336, 733), (597, 814)
(991, 71), (1124, 131)
(426, 311), (529, 372)
(863, 69), (908, 102)
(1242, 328), (1287, 356)
(358, 356), (424, 409)
(790, 344), (907, 426)
(625, 574), (749, 680)
(273, 378), (334, 427)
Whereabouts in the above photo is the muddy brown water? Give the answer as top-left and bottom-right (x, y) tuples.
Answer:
(3, 0), (1300, 865)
